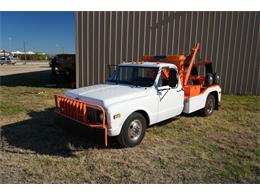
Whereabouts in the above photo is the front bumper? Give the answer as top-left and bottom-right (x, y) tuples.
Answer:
(54, 94), (108, 146)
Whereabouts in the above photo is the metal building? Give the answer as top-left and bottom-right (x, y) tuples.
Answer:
(76, 11), (260, 95)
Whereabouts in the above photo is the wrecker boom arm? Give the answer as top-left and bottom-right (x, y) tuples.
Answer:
(183, 43), (200, 86)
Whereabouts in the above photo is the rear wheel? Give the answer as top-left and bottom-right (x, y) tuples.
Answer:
(117, 112), (146, 147)
(200, 94), (215, 116)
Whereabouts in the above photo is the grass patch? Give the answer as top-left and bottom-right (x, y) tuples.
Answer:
(0, 84), (259, 183)
(0, 100), (24, 115)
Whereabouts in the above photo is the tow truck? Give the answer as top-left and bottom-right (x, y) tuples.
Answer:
(54, 43), (221, 147)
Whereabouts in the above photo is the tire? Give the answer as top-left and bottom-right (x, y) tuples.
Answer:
(51, 66), (57, 75)
(200, 94), (215, 117)
(117, 112), (146, 147)
(205, 73), (214, 86)
(213, 73), (220, 84)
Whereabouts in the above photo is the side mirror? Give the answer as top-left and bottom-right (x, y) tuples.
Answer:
(110, 70), (117, 78)
(106, 69), (117, 82)
(106, 64), (117, 77)
(168, 69), (178, 88)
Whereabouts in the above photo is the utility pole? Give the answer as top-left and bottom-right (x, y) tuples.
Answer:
(23, 41), (27, 64)
(62, 46), (64, 54)
(8, 37), (12, 52)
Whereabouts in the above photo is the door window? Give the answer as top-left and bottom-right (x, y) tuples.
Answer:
(158, 67), (169, 87)
(168, 68), (178, 88)
(158, 68), (178, 88)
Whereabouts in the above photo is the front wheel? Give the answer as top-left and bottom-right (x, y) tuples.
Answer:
(200, 94), (215, 117)
(117, 112), (146, 147)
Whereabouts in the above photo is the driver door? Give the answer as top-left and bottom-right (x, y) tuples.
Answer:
(157, 67), (184, 122)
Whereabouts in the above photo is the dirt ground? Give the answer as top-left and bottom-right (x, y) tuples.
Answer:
(0, 61), (50, 76)
(0, 64), (259, 183)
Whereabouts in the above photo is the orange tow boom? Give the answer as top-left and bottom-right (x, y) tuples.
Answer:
(143, 42), (215, 98)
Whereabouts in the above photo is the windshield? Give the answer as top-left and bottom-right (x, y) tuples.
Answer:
(107, 66), (159, 87)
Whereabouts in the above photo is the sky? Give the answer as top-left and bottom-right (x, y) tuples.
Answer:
(0, 12), (75, 54)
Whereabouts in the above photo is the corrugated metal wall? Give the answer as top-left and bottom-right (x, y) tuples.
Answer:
(76, 11), (260, 95)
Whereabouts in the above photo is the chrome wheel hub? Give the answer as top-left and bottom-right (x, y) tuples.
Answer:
(128, 119), (142, 141)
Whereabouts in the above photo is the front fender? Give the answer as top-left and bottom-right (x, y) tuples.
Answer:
(106, 96), (158, 136)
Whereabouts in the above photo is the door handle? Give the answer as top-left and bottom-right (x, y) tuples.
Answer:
(177, 88), (184, 92)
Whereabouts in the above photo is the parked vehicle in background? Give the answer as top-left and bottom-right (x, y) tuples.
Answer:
(49, 54), (75, 78)
(0, 57), (16, 65)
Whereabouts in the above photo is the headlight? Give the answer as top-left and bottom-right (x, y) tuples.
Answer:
(98, 112), (104, 123)
(86, 107), (105, 124)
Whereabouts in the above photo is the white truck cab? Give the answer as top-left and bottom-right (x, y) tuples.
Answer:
(55, 43), (221, 147)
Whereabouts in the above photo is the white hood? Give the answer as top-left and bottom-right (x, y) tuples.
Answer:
(65, 84), (149, 107)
